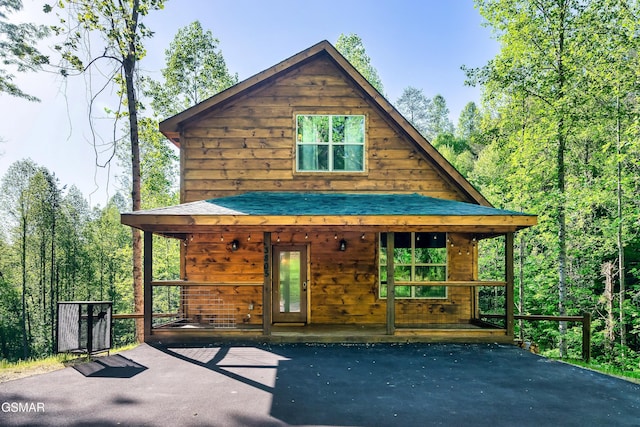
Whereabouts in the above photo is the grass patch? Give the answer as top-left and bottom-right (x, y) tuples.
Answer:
(558, 358), (640, 384)
(0, 343), (139, 383)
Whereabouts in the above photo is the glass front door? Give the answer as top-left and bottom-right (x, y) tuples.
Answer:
(273, 246), (307, 323)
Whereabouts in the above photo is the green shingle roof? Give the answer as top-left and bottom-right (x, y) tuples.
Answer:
(122, 192), (537, 232)
(201, 192), (531, 217)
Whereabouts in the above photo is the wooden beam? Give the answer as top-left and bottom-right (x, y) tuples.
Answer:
(263, 232), (272, 336)
(150, 280), (262, 287)
(143, 231), (153, 341)
(122, 213), (537, 228)
(391, 281), (506, 287)
(505, 232), (515, 338)
(386, 232), (395, 335)
(582, 312), (591, 363)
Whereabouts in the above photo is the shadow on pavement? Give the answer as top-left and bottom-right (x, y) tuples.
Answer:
(73, 354), (147, 378)
(156, 342), (640, 427)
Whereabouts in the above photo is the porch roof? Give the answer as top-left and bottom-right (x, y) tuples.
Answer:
(121, 192), (537, 234)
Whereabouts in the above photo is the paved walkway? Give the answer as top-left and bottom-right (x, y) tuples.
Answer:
(1, 343), (638, 426)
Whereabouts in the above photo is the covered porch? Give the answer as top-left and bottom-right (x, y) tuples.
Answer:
(121, 192), (536, 344)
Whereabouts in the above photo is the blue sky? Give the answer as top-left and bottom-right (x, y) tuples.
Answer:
(0, 0), (498, 207)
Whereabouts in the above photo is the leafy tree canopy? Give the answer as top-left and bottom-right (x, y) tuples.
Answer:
(146, 20), (238, 119)
(335, 33), (384, 94)
(0, 0), (49, 101)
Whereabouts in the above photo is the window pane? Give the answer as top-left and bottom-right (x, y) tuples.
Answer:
(396, 286), (411, 297)
(344, 115), (364, 143)
(380, 266), (387, 282)
(415, 232), (446, 248)
(393, 248), (411, 264)
(298, 115), (329, 142)
(415, 266), (446, 281)
(415, 286), (446, 298)
(279, 251), (301, 313)
(415, 247), (447, 264)
(298, 144), (328, 170)
(333, 145), (363, 171)
(393, 232), (412, 248)
(394, 266), (411, 281)
(332, 116), (346, 142)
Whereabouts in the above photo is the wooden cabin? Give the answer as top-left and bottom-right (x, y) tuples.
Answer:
(121, 40), (536, 344)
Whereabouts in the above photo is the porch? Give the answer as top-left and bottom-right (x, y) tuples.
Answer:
(146, 322), (512, 345)
(121, 192), (536, 344)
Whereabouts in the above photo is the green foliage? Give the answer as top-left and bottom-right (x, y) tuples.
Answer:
(432, 133), (475, 177)
(0, 0), (49, 100)
(335, 33), (384, 94)
(457, 102), (482, 142)
(470, 0), (640, 366)
(46, 0), (165, 75)
(395, 89), (455, 143)
(145, 21), (238, 119)
(426, 95), (454, 140)
(0, 160), (142, 360)
(396, 86), (431, 136)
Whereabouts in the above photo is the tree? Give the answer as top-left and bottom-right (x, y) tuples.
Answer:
(457, 102), (482, 142)
(335, 33), (384, 94)
(139, 20), (237, 207)
(396, 86), (431, 137)
(0, 159), (38, 358)
(577, 0), (640, 357)
(47, 0), (166, 341)
(395, 88), (455, 143)
(0, 0), (49, 101)
(432, 133), (475, 177)
(425, 94), (454, 141)
(146, 20), (237, 119)
(471, 0), (584, 357)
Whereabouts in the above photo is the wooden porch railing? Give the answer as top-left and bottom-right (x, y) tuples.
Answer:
(482, 313), (591, 362)
(112, 313), (176, 319)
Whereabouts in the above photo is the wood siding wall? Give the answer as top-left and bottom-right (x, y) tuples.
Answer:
(183, 232), (264, 326)
(182, 231), (477, 327)
(180, 55), (463, 203)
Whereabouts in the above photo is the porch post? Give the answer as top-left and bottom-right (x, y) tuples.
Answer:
(143, 231), (153, 341)
(386, 232), (395, 335)
(263, 232), (272, 335)
(505, 232), (515, 337)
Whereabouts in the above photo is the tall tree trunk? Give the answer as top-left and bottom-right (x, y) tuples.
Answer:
(602, 261), (616, 358)
(124, 0), (144, 343)
(556, 11), (568, 358)
(21, 211), (28, 359)
(518, 93), (527, 342)
(50, 198), (56, 352)
(557, 121), (568, 356)
(616, 94), (626, 355)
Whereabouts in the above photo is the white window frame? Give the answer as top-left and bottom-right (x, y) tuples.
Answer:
(295, 114), (365, 172)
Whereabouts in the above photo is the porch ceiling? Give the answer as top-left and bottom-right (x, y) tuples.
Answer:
(121, 192), (537, 234)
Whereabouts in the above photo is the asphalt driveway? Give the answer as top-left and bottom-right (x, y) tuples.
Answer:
(1, 343), (638, 426)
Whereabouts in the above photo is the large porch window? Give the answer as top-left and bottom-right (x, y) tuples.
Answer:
(379, 232), (447, 299)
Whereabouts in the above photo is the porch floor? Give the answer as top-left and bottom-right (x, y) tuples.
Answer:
(149, 322), (511, 344)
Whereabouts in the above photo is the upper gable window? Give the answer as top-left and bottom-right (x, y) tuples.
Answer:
(296, 115), (365, 172)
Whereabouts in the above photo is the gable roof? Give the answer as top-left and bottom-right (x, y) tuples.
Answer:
(159, 40), (490, 206)
(121, 192), (537, 234)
